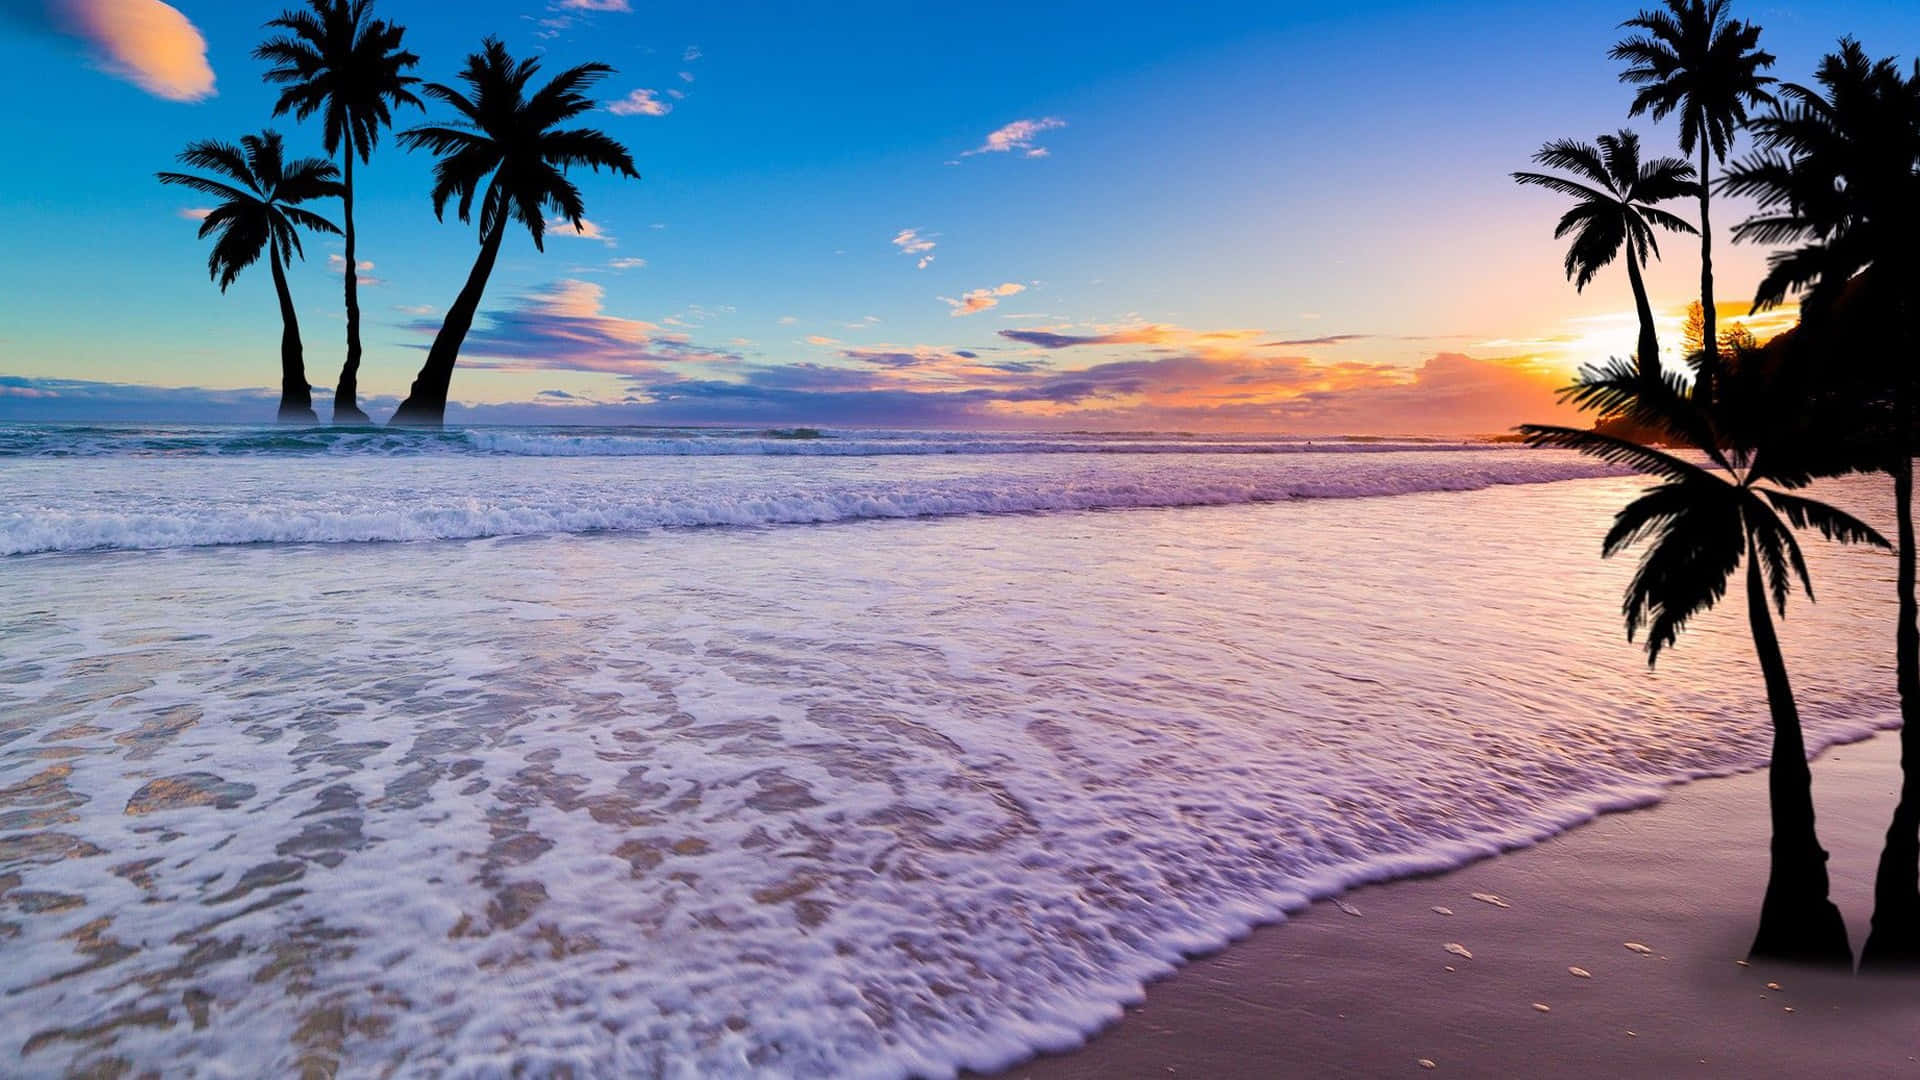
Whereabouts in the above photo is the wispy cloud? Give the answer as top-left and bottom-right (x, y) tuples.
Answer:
(608, 256), (647, 270)
(177, 207), (211, 221)
(842, 345), (983, 370)
(607, 88), (671, 116)
(962, 117), (1065, 158)
(683, 45), (702, 61)
(1263, 334), (1372, 347)
(31, 0), (216, 102)
(326, 254), (379, 285)
(892, 228), (936, 269)
(546, 217), (616, 245)
(558, 0), (631, 10)
(997, 323), (1208, 349)
(400, 279), (739, 376)
(942, 282), (1026, 317)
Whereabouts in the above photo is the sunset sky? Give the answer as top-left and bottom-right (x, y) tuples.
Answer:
(2, 0), (1915, 432)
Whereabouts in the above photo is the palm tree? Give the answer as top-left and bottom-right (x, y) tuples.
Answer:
(388, 38), (639, 426)
(1523, 361), (1886, 965)
(1721, 39), (1920, 970)
(1513, 131), (1699, 384)
(158, 132), (343, 423)
(1612, 0), (1776, 401)
(255, 0), (421, 425)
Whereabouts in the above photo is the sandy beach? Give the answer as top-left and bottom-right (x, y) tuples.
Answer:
(1009, 731), (1920, 1078)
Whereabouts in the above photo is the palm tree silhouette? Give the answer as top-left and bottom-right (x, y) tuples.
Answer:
(1513, 131), (1699, 385)
(1722, 38), (1920, 970)
(388, 37), (639, 426)
(1524, 359), (1885, 965)
(256, 0), (421, 425)
(1611, 0), (1775, 402)
(158, 132), (343, 423)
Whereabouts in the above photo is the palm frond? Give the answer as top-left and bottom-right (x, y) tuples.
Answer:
(1517, 424), (1721, 485)
(1557, 358), (1731, 471)
(1512, 172), (1613, 204)
(155, 172), (254, 204)
(1746, 508), (1802, 611)
(539, 128), (639, 176)
(1530, 139), (1615, 190)
(1617, 487), (1744, 662)
(1760, 488), (1891, 548)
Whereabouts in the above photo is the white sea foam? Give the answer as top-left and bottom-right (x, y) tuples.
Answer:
(0, 446), (1894, 1077)
(0, 441), (1622, 555)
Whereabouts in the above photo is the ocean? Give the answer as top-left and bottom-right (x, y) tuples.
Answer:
(0, 423), (1899, 1076)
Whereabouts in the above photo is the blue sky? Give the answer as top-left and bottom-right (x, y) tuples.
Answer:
(1, 0), (1917, 430)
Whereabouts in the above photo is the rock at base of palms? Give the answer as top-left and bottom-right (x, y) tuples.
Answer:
(277, 406), (319, 425)
(332, 404), (372, 425)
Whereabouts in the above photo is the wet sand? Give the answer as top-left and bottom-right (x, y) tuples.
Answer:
(1003, 731), (1920, 1078)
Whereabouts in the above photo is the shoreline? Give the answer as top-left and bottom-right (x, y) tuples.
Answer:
(1001, 730), (1920, 1078)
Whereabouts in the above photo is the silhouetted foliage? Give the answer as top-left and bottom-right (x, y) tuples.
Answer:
(1525, 356), (1884, 965)
(388, 38), (639, 426)
(1513, 131), (1698, 383)
(1724, 36), (1920, 971)
(157, 131), (342, 423)
(257, 0), (422, 424)
(1612, 0), (1775, 398)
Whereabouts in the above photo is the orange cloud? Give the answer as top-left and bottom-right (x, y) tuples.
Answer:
(892, 228), (936, 269)
(56, 0), (215, 102)
(546, 217), (616, 245)
(943, 282), (1026, 317)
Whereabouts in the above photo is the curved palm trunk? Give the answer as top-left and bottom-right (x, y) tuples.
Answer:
(1624, 243), (1661, 385)
(1694, 144), (1718, 404)
(390, 219), (506, 427)
(267, 237), (318, 425)
(1744, 541), (1852, 966)
(333, 151), (371, 425)
(1862, 452), (1920, 970)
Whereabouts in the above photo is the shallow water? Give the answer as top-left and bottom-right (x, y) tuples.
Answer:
(0, 426), (1901, 1077)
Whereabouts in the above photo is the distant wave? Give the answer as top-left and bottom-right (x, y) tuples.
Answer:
(0, 423), (1502, 459)
(0, 458), (1625, 555)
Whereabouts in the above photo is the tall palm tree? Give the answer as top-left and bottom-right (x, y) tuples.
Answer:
(1523, 361), (1886, 965)
(255, 0), (421, 425)
(1513, 131), (1699, 384)
(389, 37), (639, 427)
(1722, 39), (1920, 970)
(1612, 0), (1776, 401)
(158, 132), (343, 423)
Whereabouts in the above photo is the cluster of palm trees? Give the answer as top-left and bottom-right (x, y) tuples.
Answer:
(1514, 0), (1920, 970)
(157, 0), (640, 427)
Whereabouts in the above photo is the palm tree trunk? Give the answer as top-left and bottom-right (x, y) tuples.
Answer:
(1694, 143), (1717, 404)
(1744, 541), (1852, 966)
(1863, 452), (1920, 970)
(333, 151), (371, 425)
(390, 218), (506, 427)
(1624, 243), (1661, 385)
(267, 237), (317, 425)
